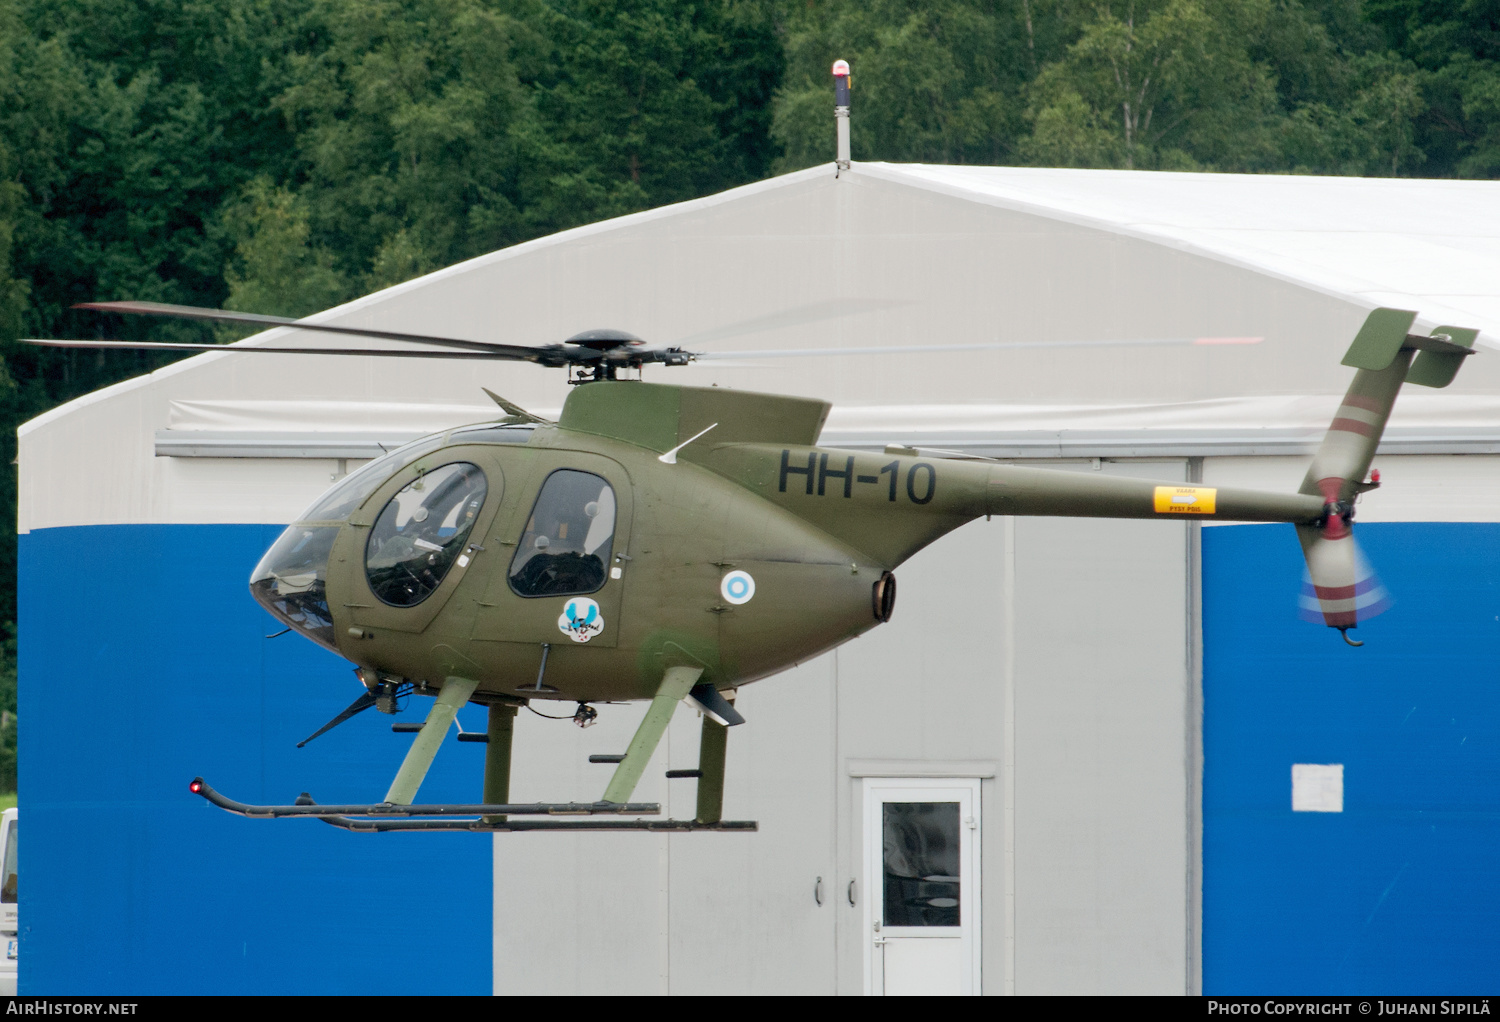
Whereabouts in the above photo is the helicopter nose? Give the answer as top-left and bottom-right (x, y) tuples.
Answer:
(250, 524), (341, 653)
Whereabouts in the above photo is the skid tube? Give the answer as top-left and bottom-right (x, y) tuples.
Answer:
(311, 814), (760, 833)
(189, 778), (757, 833)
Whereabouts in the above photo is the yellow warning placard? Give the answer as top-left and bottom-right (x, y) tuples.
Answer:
(1153, 485), (1217, 514)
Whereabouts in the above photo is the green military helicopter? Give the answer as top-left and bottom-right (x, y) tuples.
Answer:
(27, 303), (1478, 832)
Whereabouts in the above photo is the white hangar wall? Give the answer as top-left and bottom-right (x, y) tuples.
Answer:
(19, 163), (1500, 995)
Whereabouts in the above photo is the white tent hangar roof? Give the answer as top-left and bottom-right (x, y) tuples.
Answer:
(19, 163), (1500, 530)
(873, 164), (1500, 346)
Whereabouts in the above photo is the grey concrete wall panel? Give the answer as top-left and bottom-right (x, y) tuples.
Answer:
(1010, 461), (1191, 994)
(492, 656), (839, 995)
(833, 516), (1009, 993)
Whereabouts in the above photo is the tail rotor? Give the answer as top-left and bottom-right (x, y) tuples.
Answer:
(1296, 518), (1391, 645)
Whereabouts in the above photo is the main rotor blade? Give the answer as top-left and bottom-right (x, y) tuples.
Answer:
(75, 300), (553, 360)
(690, 336), (1264, 361)
(667, 298), (916, 348)
(22, 338), (511, 359)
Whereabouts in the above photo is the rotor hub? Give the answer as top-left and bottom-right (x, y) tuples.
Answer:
(564, 329), (645, 352)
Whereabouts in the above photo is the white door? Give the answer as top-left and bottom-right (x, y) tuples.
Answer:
(863, 778), (981, 996)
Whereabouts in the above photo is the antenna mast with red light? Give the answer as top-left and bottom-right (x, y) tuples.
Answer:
(833, 59), (851, 174)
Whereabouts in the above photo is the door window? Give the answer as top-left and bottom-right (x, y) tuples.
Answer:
(883, 802), (961, 926)
(2, 818), (16, 904)
(509, 470), (616, 597)
(365, 462), (487, 607)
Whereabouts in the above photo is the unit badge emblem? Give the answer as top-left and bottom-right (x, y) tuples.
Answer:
(558, 597), (605, 643)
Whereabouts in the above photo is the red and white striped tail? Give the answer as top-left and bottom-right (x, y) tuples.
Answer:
(1291, 308), (1475, 643)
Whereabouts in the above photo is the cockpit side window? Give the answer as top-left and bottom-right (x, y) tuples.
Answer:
(508, 470), (616, 598)
(365, 462), (487, 607)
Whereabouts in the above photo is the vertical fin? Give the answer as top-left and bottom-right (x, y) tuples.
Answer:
(1406, 326), (1478, 388)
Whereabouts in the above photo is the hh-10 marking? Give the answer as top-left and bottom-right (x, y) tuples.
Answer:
(27, 303), (1477, 831)
(779, 450), (938, 504)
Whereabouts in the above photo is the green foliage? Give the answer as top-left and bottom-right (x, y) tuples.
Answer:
(220, 178), (349, 317)
(1024, 1), (1284, 170)
(774, 0), (1035, 168)
(274, 0), (534, 286)
(771, 0), (1482, 176)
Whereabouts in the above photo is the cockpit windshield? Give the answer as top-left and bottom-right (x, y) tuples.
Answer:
(251, 422), (525, 648)
(298, 433), (449, 524)
(249, 525), (341, 652)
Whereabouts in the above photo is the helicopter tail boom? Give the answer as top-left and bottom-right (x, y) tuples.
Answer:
(702, 311), (1479, 642)
(980, 464), (1323, 523)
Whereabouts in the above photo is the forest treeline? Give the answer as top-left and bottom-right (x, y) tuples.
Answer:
(1, 0), (1499, 788)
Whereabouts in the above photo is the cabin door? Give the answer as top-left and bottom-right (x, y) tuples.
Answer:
(471, 450), (633, 650)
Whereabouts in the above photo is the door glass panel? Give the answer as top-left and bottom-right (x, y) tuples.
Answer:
(509, 470), (616, 597)
(882, 802), (961, 927)
(365, 462), (488, 607)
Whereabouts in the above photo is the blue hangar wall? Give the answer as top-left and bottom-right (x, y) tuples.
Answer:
(19, 524), (493, 995)
(1204, 522), (1500, 995)
(22, 519), (1499, 993)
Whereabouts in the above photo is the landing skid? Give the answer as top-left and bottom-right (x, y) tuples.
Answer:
(195, 666), (757, 834)
(189, 778), (756, 832)
(189, 778), (755, 832)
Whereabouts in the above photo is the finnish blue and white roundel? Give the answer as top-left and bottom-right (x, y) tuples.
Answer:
(720, 570), (756, 606)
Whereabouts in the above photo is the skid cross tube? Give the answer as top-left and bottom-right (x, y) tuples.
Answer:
(188, 778), (659, 817)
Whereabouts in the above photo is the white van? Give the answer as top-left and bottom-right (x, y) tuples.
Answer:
(0, 808), (17, 994)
